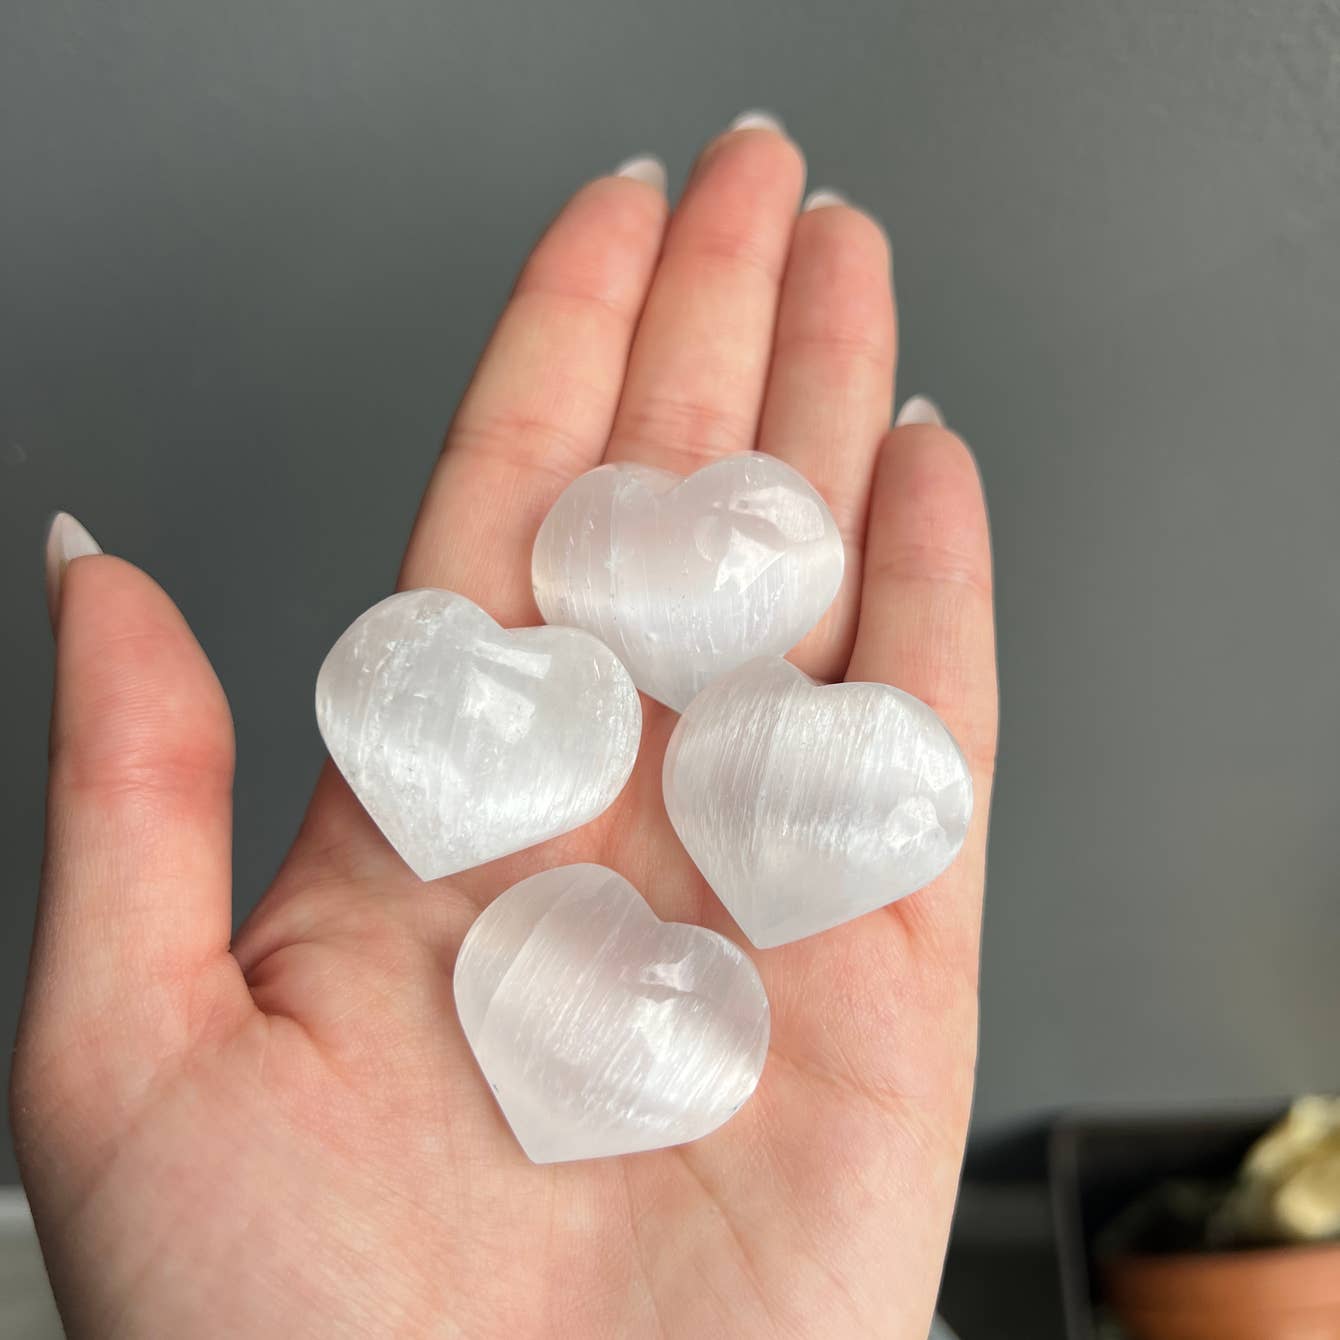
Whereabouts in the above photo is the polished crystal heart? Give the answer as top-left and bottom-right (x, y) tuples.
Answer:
(454, 864), (769, 1163)
(663, 658), (974, 948)
(315, 590), (640, 881)
(531, 454), (844, 711)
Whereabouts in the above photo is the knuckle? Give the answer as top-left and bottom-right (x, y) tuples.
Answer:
(449, 404), (602, 489)
(51, 626), (235, 809)
(508, 272), (638, 331)
(516, 200), (662, 324)
(773, 325), (892, 374)
(674, 223), (786, 286)
(869, 542), (995, 604)
(614, 393), (756, 468)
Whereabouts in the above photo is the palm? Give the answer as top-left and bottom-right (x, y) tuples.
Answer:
(17, 120), (996, 1340)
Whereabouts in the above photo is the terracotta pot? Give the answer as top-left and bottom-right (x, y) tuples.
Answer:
(1104, 1241), (1340, 1340)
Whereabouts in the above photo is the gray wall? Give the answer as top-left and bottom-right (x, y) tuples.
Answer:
(3, 0), (1338, 1185)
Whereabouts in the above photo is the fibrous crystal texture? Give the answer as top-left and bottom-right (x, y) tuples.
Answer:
(454, 864), (769, 1164)
(663, 658), (973, 948)
(531, 455), (844, 712)
(316, 590), (640, 881)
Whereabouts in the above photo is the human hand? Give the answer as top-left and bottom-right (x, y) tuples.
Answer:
(14, 114), (997, 1338)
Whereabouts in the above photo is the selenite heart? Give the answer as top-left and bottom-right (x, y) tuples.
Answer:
(663, 658), (974, 948)
(454, 864), (769, 1163)
(315, 590), (641, 881)
(531, 454), (845, 711)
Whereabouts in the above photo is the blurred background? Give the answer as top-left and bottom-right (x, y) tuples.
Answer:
(3, 1), (1337, 1335)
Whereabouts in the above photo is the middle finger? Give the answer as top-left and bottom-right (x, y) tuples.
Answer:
(604, 113), (805, 471)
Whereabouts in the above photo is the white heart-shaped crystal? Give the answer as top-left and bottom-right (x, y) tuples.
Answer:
(454, 864), (769, 1164)
(316, 590), (640, 881)
(663, 658), (974, 948)
(531, 454), (844, 711)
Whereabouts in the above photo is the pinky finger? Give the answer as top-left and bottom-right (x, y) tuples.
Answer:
(846, 412), (998, 785)
(845, 411), (997, 964)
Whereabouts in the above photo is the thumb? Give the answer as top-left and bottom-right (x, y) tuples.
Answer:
(20, 515), (245, 1097)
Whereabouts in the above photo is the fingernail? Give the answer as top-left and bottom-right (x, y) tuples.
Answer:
(894, 394), (946, 428)
(728, 109), (785, 133)
(614, 154), (668, 193)
(45, 511), (102, 627)
(802, 188), (847, 212)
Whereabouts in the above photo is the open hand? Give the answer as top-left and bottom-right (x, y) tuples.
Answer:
(15, 115), (997, 1339)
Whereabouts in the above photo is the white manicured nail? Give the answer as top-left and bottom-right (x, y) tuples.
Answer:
(894, 395), (946, 428)
(729, 110), (784, 133)
(802, 189), (847, 212)
(45, 511), (102, 627)
(614, 155), (667, 193)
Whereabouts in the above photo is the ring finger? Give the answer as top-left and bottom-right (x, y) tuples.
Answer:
(756, 193), (896, 679)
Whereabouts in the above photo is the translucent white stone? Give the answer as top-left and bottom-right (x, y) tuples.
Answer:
(663, 658), (974, 949)
(531, 454), (844, 712)
(454, 864), (769, 1164)
(315, 590), (641, 881)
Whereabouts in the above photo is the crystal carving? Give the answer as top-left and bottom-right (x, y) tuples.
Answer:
(316, 590), (641, 880)
(531, 455), (844, 711)
(454, 864), (770, 1163)
(663, 658), (973, 948)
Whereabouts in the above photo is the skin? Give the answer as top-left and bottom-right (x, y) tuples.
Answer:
(13, 120), (997, 1339)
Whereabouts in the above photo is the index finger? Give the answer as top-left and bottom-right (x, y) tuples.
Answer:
(399, 164), (668, 624)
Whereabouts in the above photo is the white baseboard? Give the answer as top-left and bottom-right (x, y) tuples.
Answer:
(0, 1188), (63, 1339)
